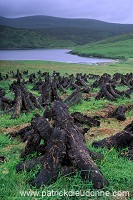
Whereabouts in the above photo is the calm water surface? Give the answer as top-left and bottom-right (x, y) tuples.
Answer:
(0, 49), (114, 64)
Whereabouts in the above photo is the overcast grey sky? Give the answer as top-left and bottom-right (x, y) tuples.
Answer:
(0, 0), (133, 24)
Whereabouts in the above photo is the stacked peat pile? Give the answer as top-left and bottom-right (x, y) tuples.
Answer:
(94, 73), (133, 101)
(16, 100), (109, 189)
(93, 121), (133, 160)
(0, 80), (41, 119)
(108, 104), (133, 121)
(0, 88), (13, 111)
(71, 112), (100, 127)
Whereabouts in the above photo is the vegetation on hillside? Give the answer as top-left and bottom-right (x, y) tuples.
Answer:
(0, 26), (76, 49)
(71, 33), (133, 59)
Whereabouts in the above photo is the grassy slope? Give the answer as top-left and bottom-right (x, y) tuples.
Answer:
(71, 33), (133, 59)
(0, 26), (76, 49)
(0, 60), (133, 200)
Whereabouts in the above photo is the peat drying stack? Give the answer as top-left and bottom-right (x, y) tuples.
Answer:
(16, 100), (109, 189)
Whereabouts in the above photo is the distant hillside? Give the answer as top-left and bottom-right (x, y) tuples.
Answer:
(71, 33), (133, 59)
(1, 15), (133, 31)
(35, 27), (114, 45)
(0, 15), (133, 49)
(0, 26), (76, 49)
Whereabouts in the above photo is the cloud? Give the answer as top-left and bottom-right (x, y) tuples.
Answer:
(0, 0), (133, 24)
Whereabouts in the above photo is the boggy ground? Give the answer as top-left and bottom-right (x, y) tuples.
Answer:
(0, 60), (133, 200)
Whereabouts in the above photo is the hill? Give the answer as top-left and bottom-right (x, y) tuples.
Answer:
(0, 15), (133, 48)
(70, 33), (133, 59)
(0, 25), (76, 49)
(1, 15), (133, 32)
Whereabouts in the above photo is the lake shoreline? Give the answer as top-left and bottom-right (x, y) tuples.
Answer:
(69, 50), (124, 61)
(1, 47), (118, 60)
(0, 48), (115, 64)
(0, 47), (74, 50)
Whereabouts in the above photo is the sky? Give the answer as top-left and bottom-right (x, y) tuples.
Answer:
(0, 0), (133, 24)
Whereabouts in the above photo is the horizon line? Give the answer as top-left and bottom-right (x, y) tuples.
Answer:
(0, 14), (133, 25)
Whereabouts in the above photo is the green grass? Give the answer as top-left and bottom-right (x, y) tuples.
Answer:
(69, 98), (105, 113)
(0, 60), (133, 200)
(0, 110), (43, 128)
(71, 33), (133, 59)
(0, 59), (133, 76)
(0, 133), (133, 200)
